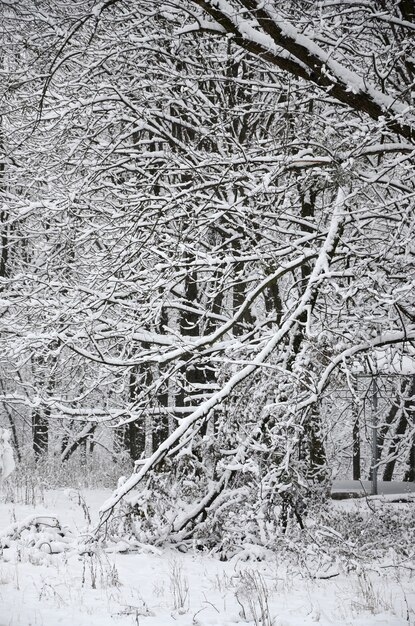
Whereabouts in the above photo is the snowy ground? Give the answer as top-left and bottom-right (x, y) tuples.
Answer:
(0, 488), (414, 626)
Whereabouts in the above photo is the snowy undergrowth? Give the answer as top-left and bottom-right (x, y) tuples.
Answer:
(0, 488), (414, 625)
(108, 470), (415, 574)
(2, 452), (133, 508)
(314, 498), (415, 564)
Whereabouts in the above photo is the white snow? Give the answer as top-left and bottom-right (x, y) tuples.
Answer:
(373, 348), (415, 375)
(0, 429), (15, 483)
(1, 484), (415, 624)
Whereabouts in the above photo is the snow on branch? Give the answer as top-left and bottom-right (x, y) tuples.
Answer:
(187, 0), (415, 141)
(97, 187), (349, 526)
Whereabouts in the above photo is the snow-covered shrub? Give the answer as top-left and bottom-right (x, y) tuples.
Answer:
(169, 558), (189, 613)
(313, 499), (415, 563)
(101, 362), (333, 553)
(236, 570), (274, 626)
(103, 439), (318, 555)
(80, 547), (121, 589)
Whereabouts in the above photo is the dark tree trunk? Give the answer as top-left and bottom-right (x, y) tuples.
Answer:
(404, 444), (415, 482)
(304, 405), (327, 483)
(61, 424), (96, 463)
(294, 189), (327, 482)
(382, 413), (408, 481)
(377, 377), (411, 459)
(403, 375), (415, 482)
(0, 127), (8, 287)
(124, 366), (148, 459)
(383, 375), (415, 481)
(32, 409), (49, 458)
(352, 409), (361, 481)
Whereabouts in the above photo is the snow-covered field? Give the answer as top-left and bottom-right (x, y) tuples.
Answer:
(0, 488), (414, 626)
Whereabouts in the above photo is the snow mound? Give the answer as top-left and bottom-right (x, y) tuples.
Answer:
(0, 514), (74, 555)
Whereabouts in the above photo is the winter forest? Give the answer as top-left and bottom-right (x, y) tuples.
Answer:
(1, 1), (415, 624)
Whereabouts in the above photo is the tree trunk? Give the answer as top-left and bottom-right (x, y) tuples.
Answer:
(32, 409), (49, 458)
(61, 423), (96, 463)
(352, 397), (361, 480)
(383, 376), (415, 481)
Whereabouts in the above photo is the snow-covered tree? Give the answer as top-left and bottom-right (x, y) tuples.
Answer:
(1, 0), (414, 544)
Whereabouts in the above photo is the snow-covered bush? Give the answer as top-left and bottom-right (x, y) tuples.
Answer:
(314, 499), (415, 562)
